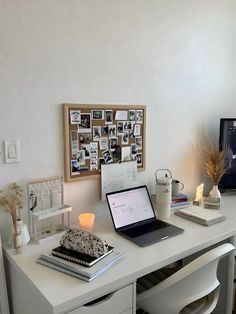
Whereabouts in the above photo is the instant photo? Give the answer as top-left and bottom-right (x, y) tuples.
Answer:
(76, 150), (85, 165)
(93, 126), (102, 141)
(136, 152), (142, 165)
(79, 133), (92, 144)
(136, 110), (143, 124)
(124, 121), (132, 130)
(105, 110), (113, 124)
(112, 145), (121, 163)
(81, 144), (90, 159)
(71, 160), (80, 175)
(135, 136), (142, 150)
(70, 110), (81, 124)
(122, 131), (129, 145)
(78, 113), (91, 133)
(129, 110), (136, 121)
(92, 110), (104, 120)
(110, 137), (118, 151)
(108, 125), (116, 138)
(102, 149), (113, 163)
(99, 137), (109, 150)
(117, 121), (124, 135)
(102, 125), (109, 134)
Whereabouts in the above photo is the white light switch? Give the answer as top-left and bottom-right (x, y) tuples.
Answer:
(4, 140), (20, 163)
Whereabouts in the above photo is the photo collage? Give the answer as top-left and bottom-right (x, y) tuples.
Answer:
(68, 106), (145, 178)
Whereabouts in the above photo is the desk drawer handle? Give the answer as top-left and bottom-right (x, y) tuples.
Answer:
(83, 292), (115, 307)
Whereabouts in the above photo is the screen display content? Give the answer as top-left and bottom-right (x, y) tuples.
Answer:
(107, 187), (155, 229)
(219, 118), (236, 190)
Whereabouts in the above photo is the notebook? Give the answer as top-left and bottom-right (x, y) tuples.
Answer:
(175, 206), (224, 226)
(51, 245), (114, 267)
(37, 249), (124, 281)
(106, 185), (184, 247)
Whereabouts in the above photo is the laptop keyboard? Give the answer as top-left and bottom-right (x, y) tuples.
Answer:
(122, 220), (168, 238)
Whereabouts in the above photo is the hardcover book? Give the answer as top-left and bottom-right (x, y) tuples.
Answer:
(171, 193), (188, 203)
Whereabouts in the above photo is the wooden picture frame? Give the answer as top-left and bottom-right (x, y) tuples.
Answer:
(63, 104), (146, 182)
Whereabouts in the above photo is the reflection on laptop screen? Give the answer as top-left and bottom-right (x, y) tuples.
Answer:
(107, 186), (155, 229)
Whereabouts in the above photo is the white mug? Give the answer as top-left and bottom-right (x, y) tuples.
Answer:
(172, 179), (184, 196)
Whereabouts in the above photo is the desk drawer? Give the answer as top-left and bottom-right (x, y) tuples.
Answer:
(68, 284), (134, 314)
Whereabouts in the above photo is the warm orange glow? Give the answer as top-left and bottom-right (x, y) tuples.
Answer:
(78, 213), (95, 232)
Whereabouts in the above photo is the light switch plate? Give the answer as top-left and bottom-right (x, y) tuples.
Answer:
(4, 140), (20, 163)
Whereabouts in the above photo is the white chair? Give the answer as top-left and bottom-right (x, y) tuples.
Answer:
(136, 243), (235, 314)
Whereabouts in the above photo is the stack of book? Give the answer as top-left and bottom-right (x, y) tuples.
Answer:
(37, 245), (124, 282)
(171, 193), (192, 210)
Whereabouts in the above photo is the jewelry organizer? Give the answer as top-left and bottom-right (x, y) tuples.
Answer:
(28, 176), (72, 243)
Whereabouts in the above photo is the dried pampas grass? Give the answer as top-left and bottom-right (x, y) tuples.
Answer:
(203, 143), (227, 185)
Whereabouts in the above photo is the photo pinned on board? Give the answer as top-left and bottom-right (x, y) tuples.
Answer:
(108, 124), (116, 138)
(129, 110), (136, 121)
(135, 136), (142, 150)
(110, 137), (118, 151)
(112, 145), (121, 163)
(105, 110), (113, 124)
(76, 150), (85, 165)
(93, 126), (102, 141)
(92, 110), (104, 120)
(122, 131), (129, 145)
(71, 160), (80, 175)
(136, 152), (142, 165)
(136, 110), (143, 124)
(78, 113), (91, 133)
(102, 125), (109, 134)
(102, 149), (113, 164)
(123, 121), (132, 130)
(70, 110), (81, 124)
(81, 144), (90, 159)
(99, 137), (109, 150)
(117, 121), (124, 135)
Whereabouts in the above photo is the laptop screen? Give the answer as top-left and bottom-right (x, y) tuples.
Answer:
(106, 186), (155, 229)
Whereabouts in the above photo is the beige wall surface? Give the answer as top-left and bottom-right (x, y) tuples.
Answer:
(0, 0), (236, 238)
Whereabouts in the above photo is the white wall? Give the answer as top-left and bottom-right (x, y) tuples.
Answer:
(0, 0), (236, 237)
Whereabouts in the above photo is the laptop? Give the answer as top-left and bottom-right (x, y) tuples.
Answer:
(106, 185), (184, 247)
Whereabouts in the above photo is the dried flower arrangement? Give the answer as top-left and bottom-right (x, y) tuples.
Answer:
(0, 183), (23, 253)
(203, 144), (227, 186)
(0, 183), (23, 226)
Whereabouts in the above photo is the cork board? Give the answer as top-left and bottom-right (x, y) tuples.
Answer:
(63, 103), (146, 182)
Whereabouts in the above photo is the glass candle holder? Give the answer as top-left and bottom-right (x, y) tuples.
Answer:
(78, 213), (95, 232)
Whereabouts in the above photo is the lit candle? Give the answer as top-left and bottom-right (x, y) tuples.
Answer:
(78, 213), (95, 232)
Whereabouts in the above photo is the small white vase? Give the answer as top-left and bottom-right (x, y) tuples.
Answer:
(209, 185), (221, 198)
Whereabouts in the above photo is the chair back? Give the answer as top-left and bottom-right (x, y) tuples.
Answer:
(137, 243), (235, 314)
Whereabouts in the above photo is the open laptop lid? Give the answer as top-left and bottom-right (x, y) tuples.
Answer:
(106, 185), (156, 231)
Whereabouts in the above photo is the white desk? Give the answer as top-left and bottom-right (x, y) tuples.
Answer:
(4, 195), (236, 314)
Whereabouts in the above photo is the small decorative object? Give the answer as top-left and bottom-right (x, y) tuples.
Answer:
(28, 176), (72, 243)
(78, 213), (95, 232)
(203, 143), (227, 198)
(0, 182), (23, 253)
(193, 183), (204, 206)
(203, 196), (221, 210)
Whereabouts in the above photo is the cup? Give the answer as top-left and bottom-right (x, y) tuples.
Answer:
(78, 213), (95, 232)
(172, 180), (184, 197)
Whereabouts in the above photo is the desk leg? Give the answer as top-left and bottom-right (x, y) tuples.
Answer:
(226, 236), (235, 314)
